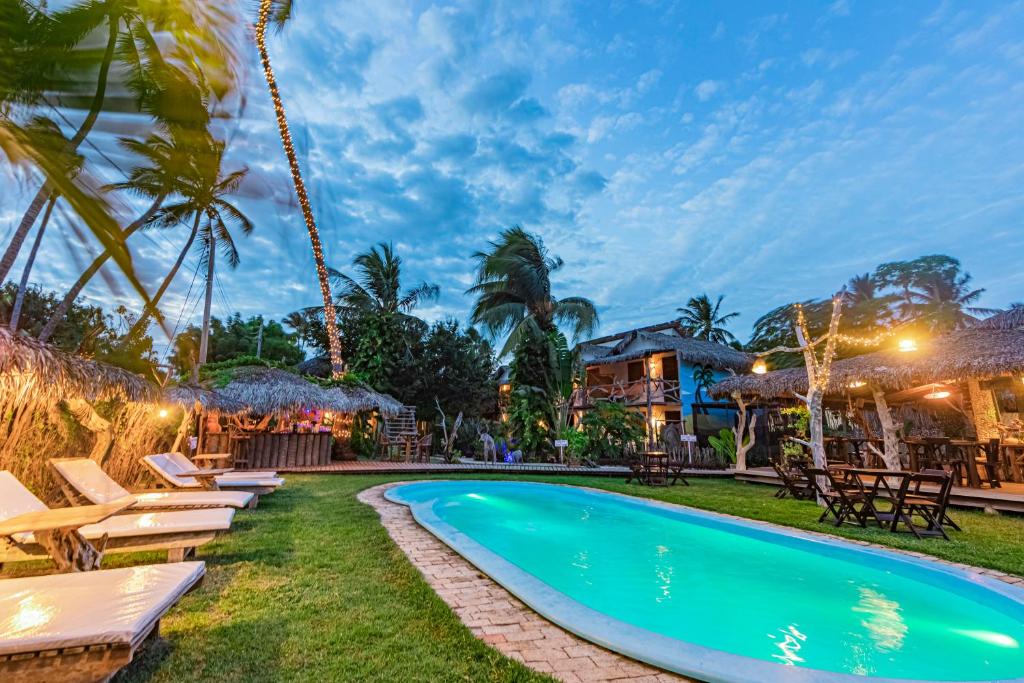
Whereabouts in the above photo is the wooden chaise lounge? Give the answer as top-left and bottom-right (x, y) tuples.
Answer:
(0, 472), (234, 569)
(164, 451), (280, 480)
(143, 453), (284, 496)
(50, 458), (256, 511)
(0, 561), (205, 683)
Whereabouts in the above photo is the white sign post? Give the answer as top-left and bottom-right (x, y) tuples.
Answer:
(680, 434), (697, 464)
(554, 439), (568, 464)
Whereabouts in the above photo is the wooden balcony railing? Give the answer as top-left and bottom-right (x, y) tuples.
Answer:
(572, 378), (684, 409)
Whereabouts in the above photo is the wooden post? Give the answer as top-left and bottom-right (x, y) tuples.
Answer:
(870, 387), (903, 470)
(731, 391), (758, 472)
(645, 353), (654, 447)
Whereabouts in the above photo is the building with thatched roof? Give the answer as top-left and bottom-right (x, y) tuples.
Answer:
(711, 327), (1024, 441)
(573, 321), (754, 439)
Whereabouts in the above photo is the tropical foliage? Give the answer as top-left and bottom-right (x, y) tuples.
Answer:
(171, 314), (304, 375)
(678, 294), (738, 344)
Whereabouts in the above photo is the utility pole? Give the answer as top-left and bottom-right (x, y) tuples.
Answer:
(255, 318), (264, 359)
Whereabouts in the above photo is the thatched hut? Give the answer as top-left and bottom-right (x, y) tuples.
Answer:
(0, 329), (168, 494)
(0, 327), (152, 403)
(200, 366), (403, 468)
(162, 383), (246, 413)
(711, 327), (1024, 465)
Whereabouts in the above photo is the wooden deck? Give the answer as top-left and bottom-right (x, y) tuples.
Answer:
(275, 459), (732, 479)
(736, 467), (1024, 514)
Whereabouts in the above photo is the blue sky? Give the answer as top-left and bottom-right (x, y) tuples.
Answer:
(5, 0), (1024, 353)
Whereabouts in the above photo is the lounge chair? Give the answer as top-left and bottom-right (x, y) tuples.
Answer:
(0, 561), (204, 683)
(50, 458), (255, 511)
(142, 453), (284, 496)
(166, 451), (280, 480)
(0, 472), (234, 568)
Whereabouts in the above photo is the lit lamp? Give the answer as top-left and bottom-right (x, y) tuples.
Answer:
(848, 380), (866, 389)
(752, 359), (768, 375)
(157, 408), (169, 419)
(924, 384), (951, 400)
(898, 338), (918, 353)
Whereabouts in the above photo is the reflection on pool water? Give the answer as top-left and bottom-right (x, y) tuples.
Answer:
(386, 481), (1024, 683)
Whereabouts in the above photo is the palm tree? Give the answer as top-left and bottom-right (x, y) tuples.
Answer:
(467, 226), (598, 356)
(254, 0), (344, 377)
(127, 139), (250, 343)
(2, 1), (241, 311)
(332, 243), (439, 318)
(677, 294), (738, 344)
(907, 271), (997, 332)
(38, 129), (199, 342)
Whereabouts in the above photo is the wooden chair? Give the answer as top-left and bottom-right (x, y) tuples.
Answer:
(803, 467), (877, 527)
(0, 562), (205, 682)
(889, 469), (959, 540)
(415, 433), (433, 462)
(771, 461), (813, 500)
(976, 438), (1002, 488)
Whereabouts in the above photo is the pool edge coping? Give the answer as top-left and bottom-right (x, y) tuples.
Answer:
(376, 479), (1024, 683)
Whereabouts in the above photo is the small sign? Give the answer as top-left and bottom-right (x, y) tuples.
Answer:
(680, 434), (697, 443)
(554, 439), (569, 448)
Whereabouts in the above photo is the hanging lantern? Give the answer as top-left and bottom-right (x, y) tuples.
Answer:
(752, 359), (768, 375)
(923, 384), (951, 400)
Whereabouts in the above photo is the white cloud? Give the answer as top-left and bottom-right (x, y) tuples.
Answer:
(695, 80), (722, 102)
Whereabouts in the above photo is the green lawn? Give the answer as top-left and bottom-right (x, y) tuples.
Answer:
(4, 475), (1023, 682)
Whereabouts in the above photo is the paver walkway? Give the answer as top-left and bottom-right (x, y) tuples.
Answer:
(359, 482), (691, 683)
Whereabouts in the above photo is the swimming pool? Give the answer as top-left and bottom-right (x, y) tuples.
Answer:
(385, 481), (1024, 683)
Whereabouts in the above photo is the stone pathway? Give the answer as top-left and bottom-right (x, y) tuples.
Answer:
(358, 483), (691, 683)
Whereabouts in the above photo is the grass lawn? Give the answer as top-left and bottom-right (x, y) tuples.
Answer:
(4, 474), (1023, 682)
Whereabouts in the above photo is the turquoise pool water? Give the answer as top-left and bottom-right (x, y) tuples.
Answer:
(386, 481), (1024, 683)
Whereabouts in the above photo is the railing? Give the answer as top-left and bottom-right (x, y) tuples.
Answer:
(572, 378), (684, 409)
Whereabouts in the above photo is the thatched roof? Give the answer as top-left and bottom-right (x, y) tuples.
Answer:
(295, 354), (331, 377)
(214, 366), (401, 416)
(161, 383), (246, 413)
(975, 305), (1024, 331)
(710, 328), (1024, 399)
(585, 329), (753, 373)
(0, 328), (152, 402)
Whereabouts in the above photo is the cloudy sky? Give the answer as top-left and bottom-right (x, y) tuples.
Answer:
(5, 0), (1024, 356)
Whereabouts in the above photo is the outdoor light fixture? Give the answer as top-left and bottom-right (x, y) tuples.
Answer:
(752, 359), (768, 374)
(158, 408), (169, 418)
(924, 385), (951, 400)
(848, 381), (866, 388)
(898, 339), (918, 352)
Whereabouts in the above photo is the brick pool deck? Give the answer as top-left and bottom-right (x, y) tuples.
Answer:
(359, 482), (691, 682)
(360, 481), (1024, 683)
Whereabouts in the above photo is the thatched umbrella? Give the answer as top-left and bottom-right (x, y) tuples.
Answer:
(711, 328), (1024, 399)
(0, 327), (152, 402)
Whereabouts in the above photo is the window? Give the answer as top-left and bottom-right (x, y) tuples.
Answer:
(627, 361), (644, 382)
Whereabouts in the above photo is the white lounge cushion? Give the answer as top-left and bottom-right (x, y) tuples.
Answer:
(164, 452), (279, 479)
(78, 507), (235, 540)
(0, 561), (204, 656)
(50, 458), (253, 509)
(0, 472), (236, 544)
(145, 454), (282, 491)
(131, 490), (253, 509)
(49, 458), (133, 504)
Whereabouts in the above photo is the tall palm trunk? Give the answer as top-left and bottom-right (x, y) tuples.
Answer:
(255, 0), (344, 378)
(198, 235), (215, 366)
(128, 211), (201, 338)
(38, 195), (164, 342)
(9, 194), (57, 332)
(0, 12), (120, 283)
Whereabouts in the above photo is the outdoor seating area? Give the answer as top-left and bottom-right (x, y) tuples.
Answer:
(625, 450), (690, 486)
